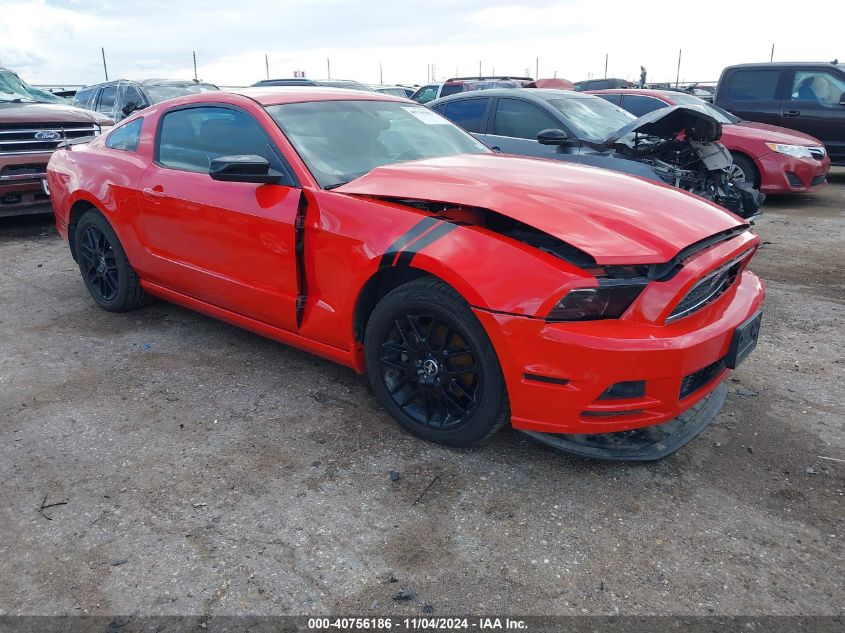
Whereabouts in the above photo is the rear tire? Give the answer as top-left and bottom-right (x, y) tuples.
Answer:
(364, 278), (510, 447)
(75, 210), (148, 312)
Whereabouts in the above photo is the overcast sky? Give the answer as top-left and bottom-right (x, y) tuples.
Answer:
(1, 0), (841, 87)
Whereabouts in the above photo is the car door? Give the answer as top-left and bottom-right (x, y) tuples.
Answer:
(782, 68), (845, 163)
(136, 104), (301, 331)
(479, 97), (577, 161)
(718, 68), (784, 126)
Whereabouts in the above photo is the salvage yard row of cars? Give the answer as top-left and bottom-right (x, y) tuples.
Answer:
(3, 60), (842, 459)
(4, 61), (843, 219)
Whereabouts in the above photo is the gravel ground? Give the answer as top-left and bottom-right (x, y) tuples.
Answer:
(0, 170), (842, 617)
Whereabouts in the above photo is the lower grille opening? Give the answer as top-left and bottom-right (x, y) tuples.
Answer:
(598, 380), (645, 400)
(680, 357), (726, 400)
(582, 409), (644, 418)
(810, 174), (826, 187)
(785, 172), (802, 188)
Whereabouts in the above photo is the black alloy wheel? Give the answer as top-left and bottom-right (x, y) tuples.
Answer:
(74, 210), (149, 312)
(365, 278), (510, 447)
(78, 224), (119, 303)
(379, 310), (482, 429)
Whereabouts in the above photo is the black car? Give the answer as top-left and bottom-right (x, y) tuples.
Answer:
(71, 79), (218, 122)
(429, 89), (763, 218)
(714, 61), (845, 165)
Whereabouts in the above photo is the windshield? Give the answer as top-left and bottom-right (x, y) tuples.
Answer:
(144, 83), (218, 104)
(266, 100), (490, 188)
(0, 69), (65, 103)
(667, 93), (740, 124)
(544, 97), (634, 142)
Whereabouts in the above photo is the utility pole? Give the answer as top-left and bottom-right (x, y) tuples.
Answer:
(479, 60), (482, 78)
(326, 58), (331, 79)
(101, 47), (108, 81)
(427, 64), (430, 83)
(379, 60), (383, 85)
(431, 63), (436, 81)
(770, 43), (775, 62)
(675, 48), (682, 89)
(193, 51), (198, 81)
(265, 54), (269, 80)
(604, 53), (608, 79)
(535, 57), (539, 78)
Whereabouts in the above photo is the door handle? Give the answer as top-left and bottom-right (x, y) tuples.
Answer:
(782, 109), (801, 117)
(142, 187), (166, 198)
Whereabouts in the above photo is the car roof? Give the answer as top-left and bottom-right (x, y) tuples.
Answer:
(79, 79), (213, 89)
(724, 61), (843, 70)
(588, 88), (684, 99)
(430, 88), (589, 105)
(227, 87), (408, 106)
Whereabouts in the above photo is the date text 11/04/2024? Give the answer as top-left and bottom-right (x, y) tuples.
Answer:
(307, 617), (528, 630)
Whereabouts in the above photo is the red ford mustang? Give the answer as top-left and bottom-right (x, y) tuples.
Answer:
(47, 89), (765, 460)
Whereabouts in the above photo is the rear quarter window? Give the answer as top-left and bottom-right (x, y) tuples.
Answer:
(105, 118), (143, 152)
(442, 98), (490, 133)
(726, 70), (780, 101)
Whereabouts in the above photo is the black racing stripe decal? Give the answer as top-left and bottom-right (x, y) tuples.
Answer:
(394, 222), (458, 268)
(378, 217), (440, 269)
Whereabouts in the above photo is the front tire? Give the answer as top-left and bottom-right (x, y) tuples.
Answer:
(727, 153), (760, 189)
(364, 278), (510, 447)
(75, 210), (148, 312)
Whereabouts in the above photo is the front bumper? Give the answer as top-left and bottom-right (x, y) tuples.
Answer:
(0, 152), (51, 217)
(475, 265), (764, 436)
(757, 151), (831, 194)
(522, 381), (728, 461)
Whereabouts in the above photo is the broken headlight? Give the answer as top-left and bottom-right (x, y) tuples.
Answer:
(765, 143), (813, 159)
(547, 281), (648, 321)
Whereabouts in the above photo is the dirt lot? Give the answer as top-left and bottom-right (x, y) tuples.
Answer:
(0, 171), (843, 618)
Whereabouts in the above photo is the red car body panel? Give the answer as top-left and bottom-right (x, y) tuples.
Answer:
(338, 154), (743, 265)
(588, 89), (831, 194)
(48, 89), (765, 436)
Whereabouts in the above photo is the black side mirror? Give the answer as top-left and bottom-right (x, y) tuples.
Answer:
(537, 128), (569, 145)
(122, 101), (139, 116)
(209, 155), (283, 184)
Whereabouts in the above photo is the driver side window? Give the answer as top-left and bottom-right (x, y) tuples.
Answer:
(157, 106), (290, 180)
(492, 98), (560, 140)
(790, 70), (845, 107)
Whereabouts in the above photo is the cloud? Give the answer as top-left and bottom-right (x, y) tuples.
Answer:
(1, 0), (840, 87)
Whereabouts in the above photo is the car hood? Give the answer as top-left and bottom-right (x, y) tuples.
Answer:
(337, 154), (746, 265)
(0, 101), (113, 125)
(604, 104), (722, 145)
(725, 121), (823, 146)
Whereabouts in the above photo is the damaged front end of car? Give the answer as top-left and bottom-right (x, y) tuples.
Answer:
(604, 105), (765, 219)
